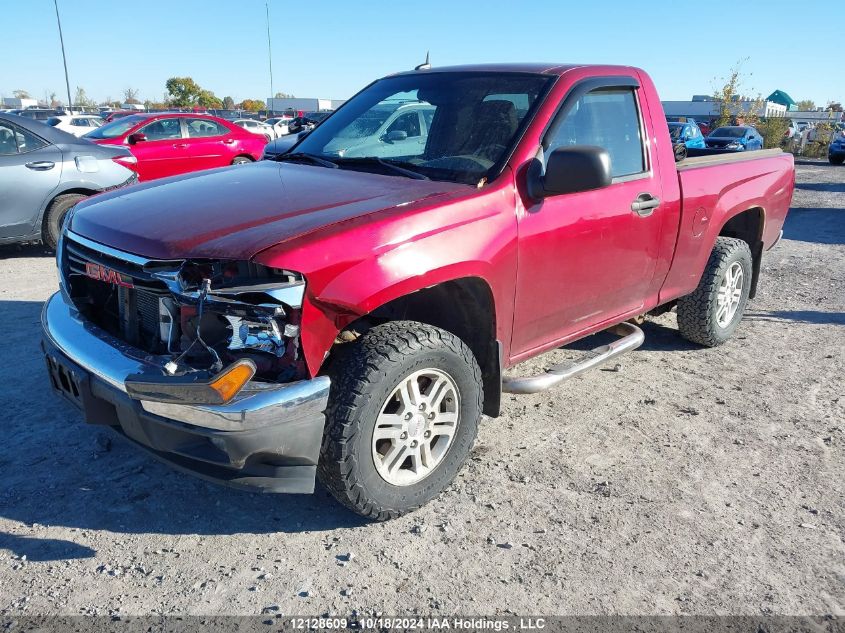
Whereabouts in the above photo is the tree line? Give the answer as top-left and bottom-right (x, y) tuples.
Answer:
(6, 78), (294, 111)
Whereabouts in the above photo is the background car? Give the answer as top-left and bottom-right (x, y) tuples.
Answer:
(829, 133), (845, 164)
(264, 116), (292, 137)
(104, 110), (143, 123)
(323, 102), (435, 158)
(286, 111), (331, 134)
(232, 118), (274, 141)
(83, 113), (267, 181)
(0, 113), (138, 249)
(668, 121), (706, 149)
(46, 115), (103, 137)
(262, 133), (302, 159)
(705, 126), (764, 151)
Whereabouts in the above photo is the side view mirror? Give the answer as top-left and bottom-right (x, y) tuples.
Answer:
(385, 130), (408, 143)
(127, 132), (147, 145)
(528, 146), (612, 198)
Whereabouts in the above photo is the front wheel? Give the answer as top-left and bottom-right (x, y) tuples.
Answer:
(318, 321), (482, 520)
(677, 237), (753, 347)
(231, 156), (253, 165)
(830, 156), (844, 165)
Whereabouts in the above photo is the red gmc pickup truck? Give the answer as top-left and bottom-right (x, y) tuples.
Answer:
(42, 64), (794, 520)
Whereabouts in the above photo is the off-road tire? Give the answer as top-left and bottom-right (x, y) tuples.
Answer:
(42, 193), (87, 251)
(677, 237), (753, 347)
(317, 321), (482, 521)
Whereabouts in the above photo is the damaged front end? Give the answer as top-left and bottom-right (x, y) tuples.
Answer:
(60, 231), (308, 404)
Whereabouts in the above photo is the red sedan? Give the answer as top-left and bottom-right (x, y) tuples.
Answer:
(84, 113), (267, 181)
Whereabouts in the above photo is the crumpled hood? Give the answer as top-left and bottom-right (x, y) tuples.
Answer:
(70, 160), (469, 260)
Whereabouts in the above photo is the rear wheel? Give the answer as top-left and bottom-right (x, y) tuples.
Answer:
(318, 321), (482, 520)
(830, 156), (844, 165)
(42, 193), (87, 251)
(677, 237), (753, 347)
(231, 156), (253, 165)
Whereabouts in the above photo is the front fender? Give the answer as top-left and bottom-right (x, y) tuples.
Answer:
(254, 176), (520, 376)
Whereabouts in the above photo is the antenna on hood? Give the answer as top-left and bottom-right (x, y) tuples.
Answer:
(415, 51), (431, 71)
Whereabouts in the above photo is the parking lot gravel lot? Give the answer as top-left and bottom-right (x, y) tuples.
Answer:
(0, 159), (842, 618)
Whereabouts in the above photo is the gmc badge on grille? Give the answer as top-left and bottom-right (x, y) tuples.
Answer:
(84, 262), (134, 288)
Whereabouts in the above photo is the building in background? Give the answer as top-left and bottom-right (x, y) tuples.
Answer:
(3, 97), (39, 109)
(662, 98), (787, 122)
(766, 90), (797, 111)
(266, 97), (345, 115)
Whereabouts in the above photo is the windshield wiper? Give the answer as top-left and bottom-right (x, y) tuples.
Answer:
(335, 157), (429, 180)
(274, 152), (338, 169)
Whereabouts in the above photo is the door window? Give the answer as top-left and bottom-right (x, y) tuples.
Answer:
(0, 123), (47, 154)
(186, 119), (229, 138)
(386, 111), (421, 138)
(547, 88), (645, 178)
(139, 118), (183, 140)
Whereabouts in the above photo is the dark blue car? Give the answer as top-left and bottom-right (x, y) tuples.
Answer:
(705, 126), (764, 151)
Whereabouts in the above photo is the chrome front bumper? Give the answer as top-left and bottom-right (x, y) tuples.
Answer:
(41, 292), (331, 493)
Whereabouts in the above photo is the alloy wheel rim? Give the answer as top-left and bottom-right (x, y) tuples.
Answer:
(371, 368), (460, 486)
(716, 261), (744, 328)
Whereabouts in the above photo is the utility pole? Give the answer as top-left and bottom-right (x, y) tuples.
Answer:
(53, 0), (72, 108)
(266, 0), (274, 112)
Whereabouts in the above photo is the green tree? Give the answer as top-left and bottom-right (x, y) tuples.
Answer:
(827, 102), (843, 112)
(711, 59), (762, 128)
(795, 99), (815, 111)
(13, 89), (31, 99)
(239, 99), (265, 112)
(274, 91), (295, 99)
(197, 89), (222, 109)
(165, 76), (202, 108)
(222, 96), (235, 110)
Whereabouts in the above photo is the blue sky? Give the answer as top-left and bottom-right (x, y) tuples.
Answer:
(2, 0), (842, 107)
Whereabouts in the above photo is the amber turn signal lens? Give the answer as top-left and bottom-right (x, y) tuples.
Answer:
(208, 359), (256, 403)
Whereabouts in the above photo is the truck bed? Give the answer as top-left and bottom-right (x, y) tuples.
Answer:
(658, 149), (795, 303)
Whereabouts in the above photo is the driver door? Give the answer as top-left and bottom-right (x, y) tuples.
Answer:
(129, 118), (187, 180)
(511, 82), (664, 356)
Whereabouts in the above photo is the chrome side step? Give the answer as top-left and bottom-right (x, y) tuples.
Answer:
(502, 322), (645, 394)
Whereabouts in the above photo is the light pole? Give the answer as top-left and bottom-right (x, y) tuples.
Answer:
(266, 0), (274, 112)
(53, 0), (72, 108)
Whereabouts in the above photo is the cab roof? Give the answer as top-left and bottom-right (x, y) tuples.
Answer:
(389, 63), (634, 77)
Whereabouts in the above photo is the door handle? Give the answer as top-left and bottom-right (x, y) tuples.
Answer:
(173, 143), (188, 149)
(631, 193), (660, 216)
(222, 139), (236, 145)
(25, 161), (55, 171)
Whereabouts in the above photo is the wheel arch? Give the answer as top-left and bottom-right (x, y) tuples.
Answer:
(716, 205), (765, 298)
(38, 186), (99, 229)
(317, 276), (503, 418)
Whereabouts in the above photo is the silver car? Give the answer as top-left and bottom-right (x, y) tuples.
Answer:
(0, 113), (138, 249)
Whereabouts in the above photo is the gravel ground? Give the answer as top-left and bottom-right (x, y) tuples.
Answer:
(0, 160), (842, 618)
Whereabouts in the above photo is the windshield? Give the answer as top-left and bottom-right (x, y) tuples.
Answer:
(292, 72), (553, 184)
(710, 127), (745, 138)
(85, 115), (145, 139)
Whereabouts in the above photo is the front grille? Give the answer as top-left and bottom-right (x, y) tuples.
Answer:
(62, 234), (175, 353)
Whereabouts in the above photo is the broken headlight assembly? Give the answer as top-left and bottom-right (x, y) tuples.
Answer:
(125, 259), (308, 402)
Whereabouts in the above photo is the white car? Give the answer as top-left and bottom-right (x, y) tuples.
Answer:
(46, 115), (103, 137)
(264, 117), (292, 138)
(232, 118), (274, 141)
